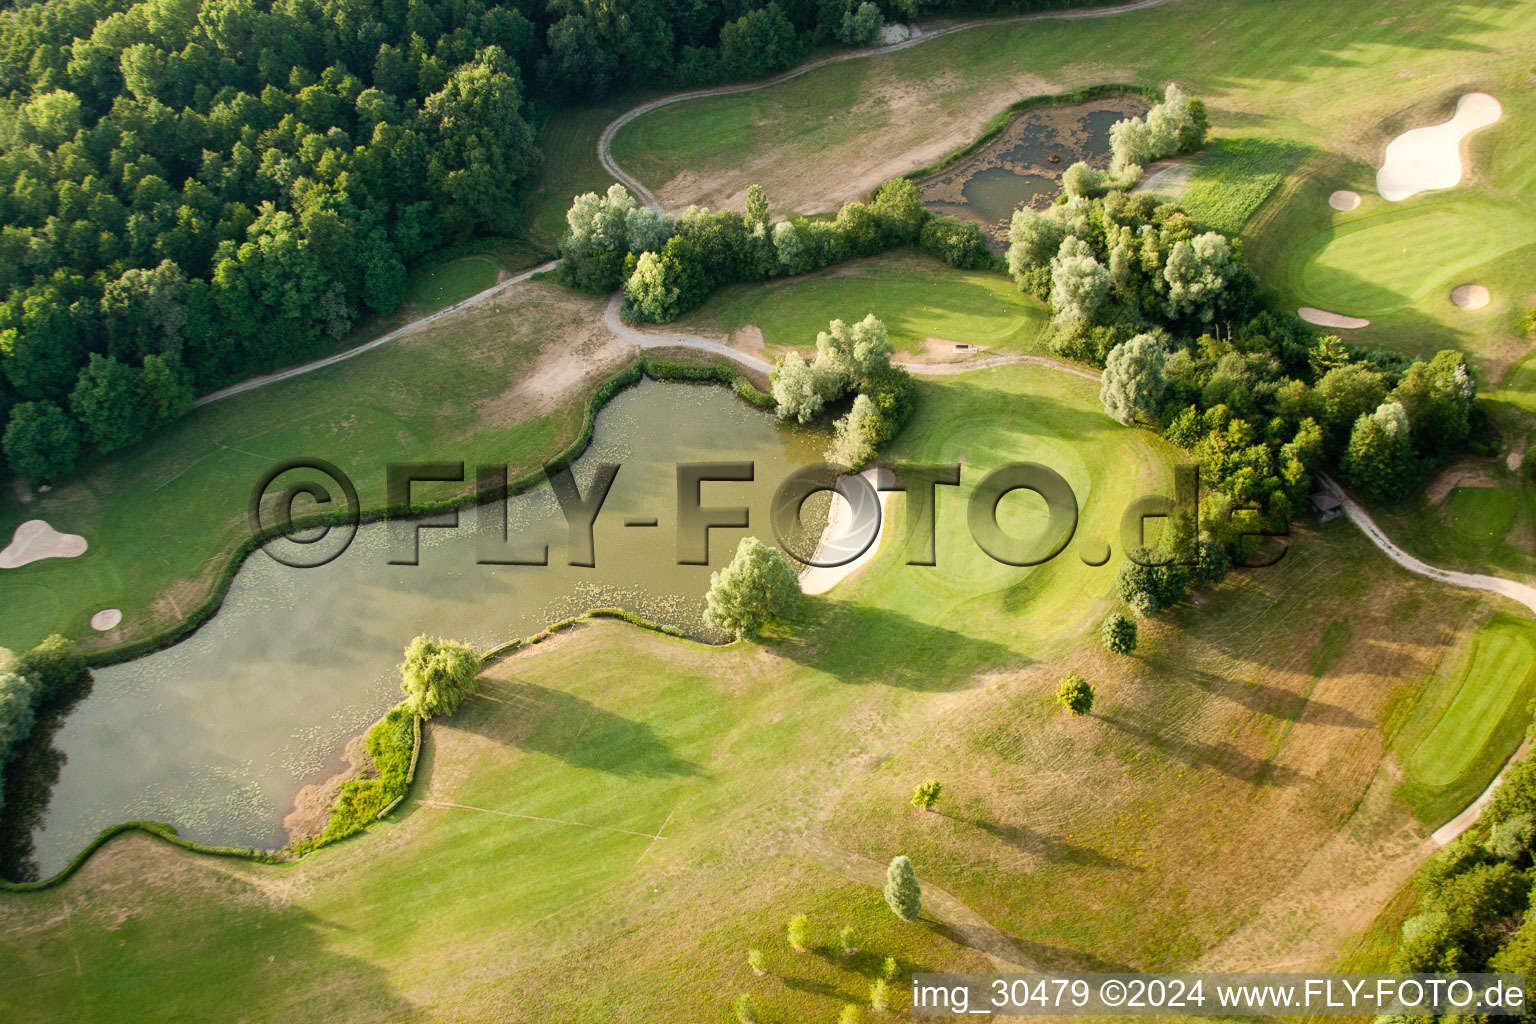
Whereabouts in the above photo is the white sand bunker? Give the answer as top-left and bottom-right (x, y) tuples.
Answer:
(90, 608), (122, 631)
(1298, 307), (1370, 329)
(0, 519), (87, 569)
(1451, 283), (1491, 309)
(1377, 92), (1502, 201)
(1329, 190), (1361, 211)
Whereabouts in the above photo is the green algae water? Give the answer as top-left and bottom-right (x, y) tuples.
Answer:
(920, 95), (1149, 246)
(20, 381), (822, 878)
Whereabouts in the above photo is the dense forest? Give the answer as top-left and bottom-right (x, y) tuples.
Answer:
(0, 0), (1108, 483)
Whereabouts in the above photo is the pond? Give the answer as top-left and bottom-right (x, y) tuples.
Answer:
(919, 94), (1149, 247)
(11, 381), (824, 879)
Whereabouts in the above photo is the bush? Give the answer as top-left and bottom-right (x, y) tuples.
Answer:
(1101, 613), (1138, 654)
(911, 779), (942, 811)
(20, 634), (88, 706)
(884, 855), (921, 921)
(919, 215), (991, 269)
(1115, 547), (1188, 617)
(290, 703), (417, 854)
(787, 913), (812, 952)
(1056, 674), (1094, 715)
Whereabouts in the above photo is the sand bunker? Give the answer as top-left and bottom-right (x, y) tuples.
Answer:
(1377, 92), (1502, 201)
(0, 519), (87, 568)
(90, 608), (122, 631)
(1328, 190), (1361, 211)
(1451, 283), (1491, 309)
(1298, 307), (1370, 329)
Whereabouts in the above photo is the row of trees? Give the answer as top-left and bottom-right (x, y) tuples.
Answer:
(1387, 736), (1536, 985)
(555, 179), (988, 322)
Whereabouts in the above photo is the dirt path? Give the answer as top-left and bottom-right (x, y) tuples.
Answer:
(597, 0), (1184, 213)
(193, 260), (559, 408)
(1318, 473), (1536, 616)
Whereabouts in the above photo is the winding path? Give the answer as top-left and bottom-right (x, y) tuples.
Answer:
(597, 0), (1184, 213)
(603, 292), (1101, 381)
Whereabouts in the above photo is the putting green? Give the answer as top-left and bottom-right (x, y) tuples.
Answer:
(402, 255), (502, 310)
(1404, 617), (1536, 790)
(1293, 207), (1505, 317)
(1444, 486), (1517, 544)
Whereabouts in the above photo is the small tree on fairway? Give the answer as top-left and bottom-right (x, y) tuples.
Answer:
(881, 955), (899, 980)
(787, 913), (812, 952)
(734, 993), (759, 1024)
(1101, 613), (1138, 654)
(839, 1004), (867, 1024)
(839, 924), (859, 955)
(1056, 674), (1094, 716)
(911, 779), (942, 812)
(884, 855), (921, 922)
(704, 537), (802, 639)
(870, 976), (891, 1012)
(747, 948), (767, 975)
(399, 635), (480, 719)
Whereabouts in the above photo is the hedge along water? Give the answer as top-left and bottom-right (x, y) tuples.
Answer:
(19, 379), (826, 880)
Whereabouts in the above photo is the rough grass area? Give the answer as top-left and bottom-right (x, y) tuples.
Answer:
(1174, 136), (1312, 236)
(0, 364), (1507, 1019)
(1390, 614), (1536, 825)
(0, 280), (628, 652)
(670, 250), (1048, 357)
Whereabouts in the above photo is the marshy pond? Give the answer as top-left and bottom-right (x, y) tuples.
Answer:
(12, 381), (823, 878)
(920, 94), (1149, 246)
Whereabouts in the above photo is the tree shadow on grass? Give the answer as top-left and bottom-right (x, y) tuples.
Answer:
(456, 676), (705, 778)
(771, 600), (1022, 690)
(1179, 665), (1371, 729)
(0, 849), (427, 1021)
(1096, 713), (1308, 788)
(932, 811), (1129, 869)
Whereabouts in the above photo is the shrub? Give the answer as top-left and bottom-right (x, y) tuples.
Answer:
(748, 948), (767, 975)
(884, 855), (921, 922)
(870, 976), (892, 1012)
(839, 924), (859, 955)
(919, 215), (991, 269)
(911, 779), (942, 811)
(734, 993), (759, 1024)
(1056, 674), (1094, 716)
(1488, 813), (1536, 863)
(839, 1004), (867, 1024)
(1101, 613), (1138, 654)
(787, 913), (812, 952)
(291, 703), (417, 854)
(20, 634), (88, 705)
(1116, 547), (1188, 617)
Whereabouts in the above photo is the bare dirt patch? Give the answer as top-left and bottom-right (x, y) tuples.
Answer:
(652, 67), (1059, 214)
(1425, 461), (1501, 505)
(283, 732), (371, 842)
